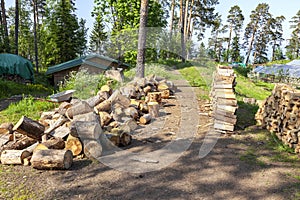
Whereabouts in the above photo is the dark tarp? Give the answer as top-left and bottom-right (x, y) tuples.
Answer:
(0, 53), (34, 81)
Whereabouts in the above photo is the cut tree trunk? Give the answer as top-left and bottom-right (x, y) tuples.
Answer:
(31, 149), (73, 170)
(40, 137), (65, 150)
(66, 101), (93, 119)
(1, 149), (31, 165)
(0, 122), (13, 134)
(13, 116), (45, 141)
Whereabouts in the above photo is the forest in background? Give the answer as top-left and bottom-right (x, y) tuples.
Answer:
(0, 0), (300, 72)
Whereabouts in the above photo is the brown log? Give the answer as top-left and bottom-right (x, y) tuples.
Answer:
(73, 112), (98, 122)
(148, 102), (160, 117)
(143, 85), (152, 94)
(41, 137), (65, 150)
(1, 136), (36, 151)
(1, 149), (31, 165)
(124, 107), (139, 120)
(161, 90), (170, 99)
(65, 134), (82, 156)
(66, 101), (93, 119)
(31, 149), (73, 170)
(13, 116), (45, 141)
(139, 114), (152, 125)
(105, 133), (120, 146)
(97, 91), (110, 100)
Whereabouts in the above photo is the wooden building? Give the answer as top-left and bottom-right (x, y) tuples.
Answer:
(45, 54), (129, 86)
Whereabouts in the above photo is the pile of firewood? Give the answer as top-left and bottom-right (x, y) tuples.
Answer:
(255, 84), (300, 153)
(0, 75), (175, 170)
(210, 65), (238, 133)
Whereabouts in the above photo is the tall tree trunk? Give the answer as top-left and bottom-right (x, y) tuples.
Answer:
(33, 0), (39, 72)
(180, 0), (186, 62)
(1, 0), (10, 52)
(136, 0), (149, 78)
(15, 0), (19, 55)
(226, 25), (232, 63)
(168, 0), (175, 58)
(245, 32), (255, 65)
(271, 43), (276, 61)
(183, 0), (189, 39)
(186, 0), (194, 40)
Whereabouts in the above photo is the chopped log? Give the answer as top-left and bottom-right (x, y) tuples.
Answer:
(140, 114), (152, 125)
(99, 111), (112, 127)
(65, 134), (82, 156)
(100, 84), (112, 94)
(31, 149), (73, 170)
(23, 156), (32, 166)
(97, 91), (110, 100)
(143, 85), (152, 94)
(124, 107), (139, 119)
(148, 102), (160, 117)
(105, 133), (120, 146)
(108, 90), (131, 106)
(44, 115), (68, 134)
(147, 92), (162, 103)
(130, 99), (141, 107)
(83, 140), (102, 159)
(25, 142), (39, 154)
(13, 116), (45, 141)
(1, 136), (36, 151)
(1, 150), (31, 165)
(73, 112), (98, 122)
(85, 94), (106, 108)
(66, 101), (93, 119)
(0, 122), (13, 134)
(33, 143), (49, 152)
(40, 111), (55, 120)
(161, 90), (170, 99)
(41, 137), (65, 150)
(157, 82), (169, 91)
(94, 99), (112, 113)
(139, 102), (149, 113)
(51, 123), (70, 139)
(0, 133), (13, 147)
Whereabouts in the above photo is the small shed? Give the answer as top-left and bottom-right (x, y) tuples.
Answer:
(45, 54), (129, 86)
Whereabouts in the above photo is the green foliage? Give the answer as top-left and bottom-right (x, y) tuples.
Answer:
(0, 78), (53, 100)
(58, 69), (117, 100)
(234, 66), (251, 77)
(0, 96), (56, 124)
(236, 102), (259, 129)
(124, 63), (180, 81)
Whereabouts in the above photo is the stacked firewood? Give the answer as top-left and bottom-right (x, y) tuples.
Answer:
(0, 75), (175, 169)
(255, 84), (300, 153)
(210, 65), (238, 133)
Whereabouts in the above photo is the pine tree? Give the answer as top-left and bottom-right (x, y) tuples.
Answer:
(269, 16), (285, 61)
(287, 10), (300, 59)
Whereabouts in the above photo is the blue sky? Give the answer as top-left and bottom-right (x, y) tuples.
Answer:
(5, 0), (300, 44)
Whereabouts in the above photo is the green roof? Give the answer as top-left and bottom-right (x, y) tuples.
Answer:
(45, 54), (130, 75)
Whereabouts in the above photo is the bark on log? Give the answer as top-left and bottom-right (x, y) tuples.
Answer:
(66, 101), (93, 119)
(51, 123), (70, 139)
(13, 116), (45, 141)
(41, 137), (65, 150)
(94, 99), (112, 113)
(31, 149), (73, 170)
(0, 122), (13, 134)
(85, 94), (106, 108)
(99, 111), (112, 127)
(44, 115), (68, 134)
(148, 102), (160, 117)
(0, 133), (13, 147)
(1, 136), (36, 151)
(1, 149), (31, 165)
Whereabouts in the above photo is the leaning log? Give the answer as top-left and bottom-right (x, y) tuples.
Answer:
(13, 116), (45, 141)
(31, 149), (73, 170)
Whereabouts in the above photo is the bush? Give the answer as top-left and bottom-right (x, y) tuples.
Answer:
(58, 69), (118, 100)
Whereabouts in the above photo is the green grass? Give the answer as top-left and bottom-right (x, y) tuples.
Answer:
(239, 148), (267, 167)
(0, 96), (56, 124)
(0, 78), (53, 100)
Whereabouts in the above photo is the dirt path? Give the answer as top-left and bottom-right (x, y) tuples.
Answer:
(1, 74), (300, 200)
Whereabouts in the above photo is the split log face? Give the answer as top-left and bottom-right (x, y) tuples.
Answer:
(94, 99), (112, 113)
(147, 92), (162, 103)
(65, 135), (82, 156)
(1, 150), (31, 165)
(13, 116), (45, 141)
(99, 112), (112, 127)
(31, 149), (73, 170)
